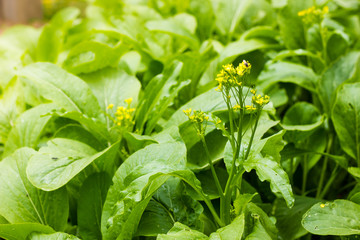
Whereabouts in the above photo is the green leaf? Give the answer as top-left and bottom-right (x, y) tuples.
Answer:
(18, 62), (103, 120)
(63, 41), (128, 74)
(0, 79), (26, 145)
(54, 124), (105, 151)
(274, 196), (320, 240)
(211, 0), (252, 37)
(332, 82), (360, 160)
(28, 232), (81, 240)
(26, 138), (119, 191)
(36, 7), (80, 62)
(146, 13), (199, 49)
(4, 103), (56, 157)
(78, 172), (112, 240)
(136, 199), (175, 236)
(244, 203), (278, 239)
(124, 132), (158, 153)
(302, 200), (360, 235)
(245, 219), (272, 240)
(101, 133), (206, 240)
(209, 214), (245, 240)
(276, 0), (311, 49)
(0, 223), (54, 240)
(149, 177), (203, 230)
(199, 37), (278, 90)
(136, 62), (187, 134)
(243, 156), (294, 207)
(0, 148), (69, 230)
(258, 61), (317, 92)
(319, 51), (360, 115)
(157, 222), (208, 240)
(81, 67), (141, 112)
(282, 102), (323, 143)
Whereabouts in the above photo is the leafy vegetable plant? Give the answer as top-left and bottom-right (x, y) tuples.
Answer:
(0, 0), (359, 239)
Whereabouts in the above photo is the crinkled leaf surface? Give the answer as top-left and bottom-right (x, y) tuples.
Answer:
(332, 83), (360, 160)
(302, 200), (360, 235)
(101, 130), (207, 240)
(26, 138), (119, 191)
(0, 148), (68, 230)
(243, 156), (294, 207)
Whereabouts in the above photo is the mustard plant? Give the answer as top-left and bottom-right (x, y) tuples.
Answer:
(184, 60), (270, 226)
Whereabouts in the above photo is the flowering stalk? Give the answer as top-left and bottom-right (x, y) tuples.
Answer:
(185, 60), (270, 226)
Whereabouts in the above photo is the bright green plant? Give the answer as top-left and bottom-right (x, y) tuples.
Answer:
(0, 0), (360, 239)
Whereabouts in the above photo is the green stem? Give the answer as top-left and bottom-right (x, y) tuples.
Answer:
(302, 154), (308, 196)
(243, 110), (261, 161)
(181, 176), (225, 227)
(319, 164), (339, 199)
(200, 135), (224, 198)
(316, 133), (334, 198)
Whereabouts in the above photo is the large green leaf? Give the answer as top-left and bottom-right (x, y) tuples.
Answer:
(0, 223), (54, 240)
(81, 68), (141, 112)
(274, 196), (320, 240)
(26, 138), (119, 191)
(63, 41), (128, 74)
(102, 131), (208, 240)
(282, 102), (323, 143)
(302, 200), (360, 235)
(0, 26), (40, 87)
(78, 172), (112, 240)
(28, 232), (81, 240)
(211, 0), (252, 37)
(244, 203), (278, 239)
(0, 148), (68, 230)
(19, 62), (102, 119)
(318, 51), (360, 115)
(157, 222), (208, 240)
(209, 214), (245, 240)
(101, 136), (187, 239)
(4, 103), (56, 157)
(0, 79), (26, 145)
(136, 199), (175, 236)
(258, 61), (318, 92)
(146, 13), (199, 49)
(243, 156), (294, 207)
(332, 83), (360, 160)
(18, 62), (109, 142)
(36, 7), (80, 62)
(137, 177), (203, 236)
(276, 0), (311, 49)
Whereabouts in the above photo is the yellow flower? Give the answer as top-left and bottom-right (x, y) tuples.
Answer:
(107, 103), (114, 110)
(245, 105), (256, 111)
(124, 98), (133, 105)
(233, 104), (241, 111)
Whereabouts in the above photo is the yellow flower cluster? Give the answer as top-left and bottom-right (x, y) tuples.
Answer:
(298, 6), (329, 24)
(183, 108), (209, 123)
(107, 98), (135, 128)
(252, 93), (270, 107)
(215, 60), (251, 92)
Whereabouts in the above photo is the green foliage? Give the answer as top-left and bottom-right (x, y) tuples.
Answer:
(0, 0), (359, 239)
